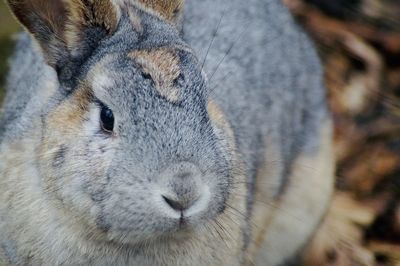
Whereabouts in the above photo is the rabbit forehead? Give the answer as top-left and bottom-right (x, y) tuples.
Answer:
(86, 51), (182, 104)
(129, 48), (181, 102)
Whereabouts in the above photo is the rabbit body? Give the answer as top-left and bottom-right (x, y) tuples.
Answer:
(0, 0), (334, 265)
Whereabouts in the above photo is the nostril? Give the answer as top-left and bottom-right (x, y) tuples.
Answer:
(159, 185), (210, 217)
(162, 196), (186, 211)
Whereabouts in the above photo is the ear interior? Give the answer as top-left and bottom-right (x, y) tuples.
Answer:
(7, 0), (68, 66)
(7, 0), (119, 86)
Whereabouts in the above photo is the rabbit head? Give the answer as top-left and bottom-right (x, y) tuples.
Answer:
(6, 0), (246, 245)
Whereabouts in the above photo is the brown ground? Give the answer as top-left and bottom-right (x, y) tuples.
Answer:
(285, 0), (400, 265)
(0, 1), (399, 265)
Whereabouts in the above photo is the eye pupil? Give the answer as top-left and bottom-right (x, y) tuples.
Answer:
(100, 106), (114, 132)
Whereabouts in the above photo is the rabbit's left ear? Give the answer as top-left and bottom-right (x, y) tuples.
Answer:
(7, 0), (119, 87)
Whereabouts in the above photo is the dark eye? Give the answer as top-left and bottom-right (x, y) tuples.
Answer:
(142, 72), (152, 80)
(100, 105), (114, 133)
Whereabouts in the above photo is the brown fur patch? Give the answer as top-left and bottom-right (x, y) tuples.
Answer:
(135, 0), (184, 23)
(207, 100), (235, 143)
(47, 85), (93, 136)
(129, 49), (181, 102)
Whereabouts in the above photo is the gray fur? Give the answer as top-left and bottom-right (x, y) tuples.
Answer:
(0, 0), (332, 265)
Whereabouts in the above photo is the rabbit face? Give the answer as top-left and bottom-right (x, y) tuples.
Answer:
(34, 5), (244, 245)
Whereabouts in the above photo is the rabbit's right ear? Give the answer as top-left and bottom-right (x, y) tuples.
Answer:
(7, 0), (119, 88)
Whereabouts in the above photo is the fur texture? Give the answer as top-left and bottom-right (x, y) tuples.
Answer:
(0, 0), (333, 265)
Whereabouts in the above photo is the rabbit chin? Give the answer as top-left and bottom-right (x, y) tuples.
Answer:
(100, 215), (214, 245)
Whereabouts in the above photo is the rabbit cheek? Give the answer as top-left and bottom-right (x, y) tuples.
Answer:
(40, 89), (116, 225)
(40, 90), (91, 189)
(207, 101), (247, 222)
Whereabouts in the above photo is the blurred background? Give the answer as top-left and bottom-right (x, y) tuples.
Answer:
(0, 0), (399, 265)
(284, 1), (400, 265)
(0, 1), (19, 101)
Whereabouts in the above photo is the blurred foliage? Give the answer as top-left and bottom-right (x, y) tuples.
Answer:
(0, 1), (19, 102)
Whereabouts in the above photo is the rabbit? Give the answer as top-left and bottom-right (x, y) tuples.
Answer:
(0, 0), (334, 265)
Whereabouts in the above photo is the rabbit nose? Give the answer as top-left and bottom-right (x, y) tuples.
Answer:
(158, 162), (210, 216)
(163, 167), (200, 212)
(162, 194), (198, 212)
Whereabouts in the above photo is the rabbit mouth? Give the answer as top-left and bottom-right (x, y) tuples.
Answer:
(93, 190), (226, 245)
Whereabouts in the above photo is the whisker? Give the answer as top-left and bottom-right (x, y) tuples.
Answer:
(208, 22), (251, 83)
(201, 8), (227, 71)
(210, 220), (229, 248)
(209, 70), (233, 94)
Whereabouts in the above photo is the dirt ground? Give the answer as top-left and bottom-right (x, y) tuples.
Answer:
(0, 1), (399, 265)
